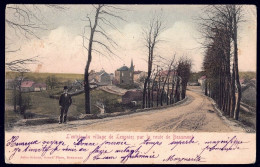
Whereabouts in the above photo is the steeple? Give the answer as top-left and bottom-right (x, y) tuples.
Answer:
(130, 58), (133, 71)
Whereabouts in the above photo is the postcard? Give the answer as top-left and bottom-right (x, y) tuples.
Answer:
(5, 4), (256, 164)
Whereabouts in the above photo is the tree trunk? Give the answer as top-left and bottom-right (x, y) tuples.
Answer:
(175, 76), (180, 102)
(84, 6), (102, 114)
(182, 82), (187, 99)
(13, 86), (17, 112)
(151, 86), (154, 108)
(217, 69), (221, 107)
(233, 12), (241, 120)
(142, 78), (148, 108)
(84, 72), (91, 114)
(208, 82), (211, 98)
(233, 39), (241, 120)
(157, 75), (161, 107)
(148, 80), (151, 108)
(166, 77), (170, 105)
(204, 79), (208, 96)
(230, 64), (236, 118)
(18, 85), (22, 115)
(170, 77), (175, 104)
(160, 89), (164, 106)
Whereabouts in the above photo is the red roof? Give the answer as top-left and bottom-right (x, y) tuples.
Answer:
(134, 71), (143, 74)
(21, 81), (35, 88)
(199, 76), (206, 80)
(33, 83), (46, 88)
(159, 70), (177, 76)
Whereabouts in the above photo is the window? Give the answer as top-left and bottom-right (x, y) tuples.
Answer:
(122, 73), (124, 77)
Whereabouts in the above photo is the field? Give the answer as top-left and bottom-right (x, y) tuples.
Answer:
(5, 88), (122, 129)
(5, 71), (84, 83)
(5, 71), (124, 129)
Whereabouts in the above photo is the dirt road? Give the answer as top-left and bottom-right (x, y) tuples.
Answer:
(11, 87), (245, 132)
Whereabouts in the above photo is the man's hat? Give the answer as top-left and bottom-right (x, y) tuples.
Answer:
(64, 86), (68, 90)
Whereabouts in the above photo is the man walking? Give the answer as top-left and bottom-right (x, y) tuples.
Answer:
(59, 86), (72, 124)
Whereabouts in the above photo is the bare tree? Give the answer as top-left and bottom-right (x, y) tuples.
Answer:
(5, 56), (39, 72)
(197, 5), (244, 120)
(160, 58), (175, 106)
(5, 4), (67, 72)
(12, 72), (26, 115)
(176, 56), (192, 99)
(82, 5), (126, 114)
(46, 75), (59, 90)
(142, 14), (165, 109)
(230, 5), (243, 120)
(150, 66), (160, 107)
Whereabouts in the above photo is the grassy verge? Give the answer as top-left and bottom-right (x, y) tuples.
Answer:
(238, 109), (256, 130)
(5, 89), (123, 127)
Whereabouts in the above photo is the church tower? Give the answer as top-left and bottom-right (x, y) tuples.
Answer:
(130, 58), (134, 71)
(130, 58), (134, 84)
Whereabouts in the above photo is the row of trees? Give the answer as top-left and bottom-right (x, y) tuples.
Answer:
(141, 14), (192, 109)
(142, 56), (192, 109)
(199, 5), (243, 120)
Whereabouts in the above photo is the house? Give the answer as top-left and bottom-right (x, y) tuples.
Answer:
(115, 59), (134, 85)
(73, 80), (84, 89)
(251, 78), (256, 82)
(89, 69), (112, 86)
(133, 71), (147, 83)
(198, 76), (206, 86)
(110, 73), (114, 81)
(198, 76), (206, 90)
(21, 81), (35, 92)
(122, 90), (143, 104)
(99, 71), (111, 85)
(158, 70), (177, 81)
(154, 70), (179, 92)
(33, 83), (47, 92)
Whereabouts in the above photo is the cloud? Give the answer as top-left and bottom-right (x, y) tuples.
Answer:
(7, 26), (86, 74)
(6, 5), (256, 74)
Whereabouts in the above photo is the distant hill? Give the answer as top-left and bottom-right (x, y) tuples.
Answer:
(188, 71), (256, 83)
(5, 71), (84, 82)
(239, 71), (256, 80)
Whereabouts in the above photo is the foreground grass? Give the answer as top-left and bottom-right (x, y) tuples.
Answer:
(5, 89), (122, 127)
(72, 89), (122, 114)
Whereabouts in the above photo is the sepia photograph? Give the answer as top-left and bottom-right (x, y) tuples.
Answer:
(5, 4), (256, 164)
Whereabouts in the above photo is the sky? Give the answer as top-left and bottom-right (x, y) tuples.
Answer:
(5, 5), (257, 74)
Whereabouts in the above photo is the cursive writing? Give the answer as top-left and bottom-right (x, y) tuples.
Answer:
(169, 136), (197, 150)
(200, 135), (248, 155)
(5, 134), (251, 164)
(140, 138), (162, 153)
(163, 154), (205, 163)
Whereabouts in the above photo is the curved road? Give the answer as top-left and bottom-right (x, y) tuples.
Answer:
(12, 88), (245, 132)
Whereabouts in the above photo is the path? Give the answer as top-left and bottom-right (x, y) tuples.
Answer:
(10, 87), (245, 132)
